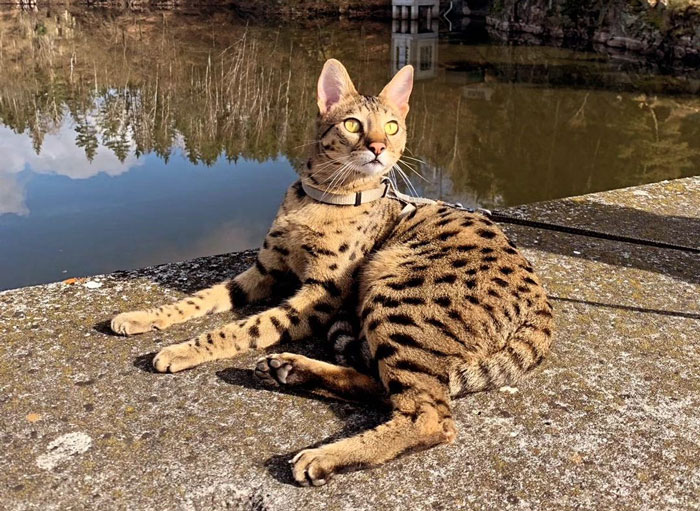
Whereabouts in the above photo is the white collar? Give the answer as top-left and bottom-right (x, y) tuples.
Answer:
(301, 179), (390, 206)
(301, 177), (438, 219)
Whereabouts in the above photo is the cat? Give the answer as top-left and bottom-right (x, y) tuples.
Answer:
(111, 59), (553, 486)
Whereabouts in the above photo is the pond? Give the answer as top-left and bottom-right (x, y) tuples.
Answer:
(1, 8), (698, 290)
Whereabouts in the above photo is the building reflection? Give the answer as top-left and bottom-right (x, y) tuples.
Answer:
(391, 0), (439, 80)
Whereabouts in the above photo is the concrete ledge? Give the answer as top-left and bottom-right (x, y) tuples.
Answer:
(1, 177), (698, 510)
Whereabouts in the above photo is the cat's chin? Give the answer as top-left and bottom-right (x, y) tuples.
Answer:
(356, 161), (388, 177)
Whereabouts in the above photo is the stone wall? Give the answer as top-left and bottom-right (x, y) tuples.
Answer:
(483, 0), (700, 65)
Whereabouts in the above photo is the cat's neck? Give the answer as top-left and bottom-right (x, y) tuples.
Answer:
(302, 159), (384, 195)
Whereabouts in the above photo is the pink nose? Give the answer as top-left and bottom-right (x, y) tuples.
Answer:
(369, 142), (386, 156)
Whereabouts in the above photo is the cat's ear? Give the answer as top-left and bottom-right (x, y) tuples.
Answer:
(317, 59), (358, 115)
(380, 65), (414, 118)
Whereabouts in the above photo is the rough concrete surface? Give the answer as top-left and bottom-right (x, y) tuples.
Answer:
(1, 177), (698, 510)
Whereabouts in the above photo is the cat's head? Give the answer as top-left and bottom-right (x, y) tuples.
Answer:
(304, 59), (413, 191)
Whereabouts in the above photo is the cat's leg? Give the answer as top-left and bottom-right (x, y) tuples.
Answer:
(111, 247), (287, 336)
(253, 353), (386, 402)
(152, 277), (347, 373)
(291, 384), (456, 486)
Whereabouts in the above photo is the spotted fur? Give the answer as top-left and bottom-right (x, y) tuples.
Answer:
(111, 59), (553, 487)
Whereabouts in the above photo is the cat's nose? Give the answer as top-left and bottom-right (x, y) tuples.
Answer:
(369, 142), (386, 156)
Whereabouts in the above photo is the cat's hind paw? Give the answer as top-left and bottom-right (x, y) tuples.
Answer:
(254, 353), (311, 387)
(291, 447), (341, 487)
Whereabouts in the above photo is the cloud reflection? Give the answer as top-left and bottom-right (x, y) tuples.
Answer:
(0, 122), (143, 216)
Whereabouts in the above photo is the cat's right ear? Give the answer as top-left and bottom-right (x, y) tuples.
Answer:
(317, 59), (358, 115)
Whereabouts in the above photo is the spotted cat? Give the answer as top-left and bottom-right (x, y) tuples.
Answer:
(111, 59), (553, 486)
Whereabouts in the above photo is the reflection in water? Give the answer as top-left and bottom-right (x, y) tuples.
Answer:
(0, 8), (698, 289)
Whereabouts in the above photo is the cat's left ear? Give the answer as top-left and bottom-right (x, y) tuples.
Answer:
(317, 59), (358, 115)
(380, 65), (414, 119)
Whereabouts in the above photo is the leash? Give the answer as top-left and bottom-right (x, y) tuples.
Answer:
(385, 180), (699, 255)
(303, 178), (699, 255)
(482, 210), (700, 255)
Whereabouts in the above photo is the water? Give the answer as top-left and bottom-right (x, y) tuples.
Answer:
(0, 9), (698, 291)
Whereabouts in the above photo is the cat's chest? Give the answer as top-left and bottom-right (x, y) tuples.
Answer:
(275, 207), (389, 274)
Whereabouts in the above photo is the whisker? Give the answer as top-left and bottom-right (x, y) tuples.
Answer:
(397, 159), (429, 183)
(393, 164), (419, 197)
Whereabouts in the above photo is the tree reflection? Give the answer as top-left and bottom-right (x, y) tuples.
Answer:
(0, 7), (698, 208)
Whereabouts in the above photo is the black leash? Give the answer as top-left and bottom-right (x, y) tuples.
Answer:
(484, 210), (699, 255)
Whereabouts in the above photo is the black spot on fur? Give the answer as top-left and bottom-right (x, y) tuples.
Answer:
(314, 302), (334, 314)
(480, 247), (494, 254)
(467, 296), (480, 305)
(523, 277), (537, 286)
(409, 240), (430, 249)
(392, 359), (449, 384)
(373, 294), (401, 308)
(505, 247), (518, 255)
(499, 266), (514, 275)
(255, 259), (268, 275)
(387, 314), (417, 326)
(456, 244), (477, 252)
(308, 315), (325, 336)
(477, 229), (497, 239)
(437, 230), (460, 241)
(465, 279), (477, 289)
(492, 277), (509, 288)
(227, 281), (248, 308)
(452, 259), (468, 268)
(305, 278), (341, 297)
(339, 243), (349, 253)
(482, 256), (498, 263)
(272, 246), (290, 256)
(434, 296), (451, 307)
(388, 380), (405, 394)
(434, 274), (457, 284)
(402, 296), (426, 305)
(388, 276), (425, 291)
(375, 344), (397, 360)
(248, 325), (260, 338)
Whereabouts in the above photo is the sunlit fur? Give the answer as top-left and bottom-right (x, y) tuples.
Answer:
(110, 59), (553, 488)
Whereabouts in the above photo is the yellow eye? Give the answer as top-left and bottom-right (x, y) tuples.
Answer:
(343, 118), (361, 133)
(385, 121), (399, 135)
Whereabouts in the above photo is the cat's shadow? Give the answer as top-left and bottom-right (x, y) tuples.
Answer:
(215, 365), (388, 486)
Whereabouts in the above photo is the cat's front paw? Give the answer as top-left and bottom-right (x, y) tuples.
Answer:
(153, 342), (202, 373)
(253, 353), (311, 387)
(111, 311), (166, 336)
(291, 447), (341, 487)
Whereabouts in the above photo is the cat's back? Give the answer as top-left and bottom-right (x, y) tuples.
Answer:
(359, 203), (554, 395)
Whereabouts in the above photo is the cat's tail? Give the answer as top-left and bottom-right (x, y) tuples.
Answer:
(450, 313), (554, 396)
(327, 318), (372, 371)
